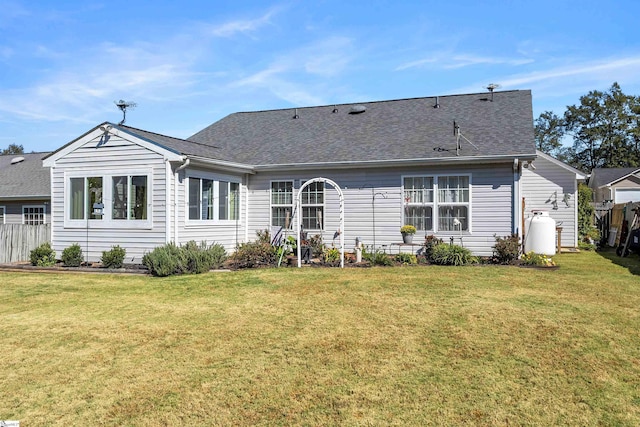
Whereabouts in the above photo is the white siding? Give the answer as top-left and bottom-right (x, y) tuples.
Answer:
(50, 135), (168, 262)
(175, 166), (248, 252)
(247, 163), (515, 257)
(522, 156), (578, 248)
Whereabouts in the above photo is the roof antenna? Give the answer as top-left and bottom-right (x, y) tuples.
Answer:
(453, 120), (478, 156)
(115, 99), (137, 125)
(486, 83), (500, 102)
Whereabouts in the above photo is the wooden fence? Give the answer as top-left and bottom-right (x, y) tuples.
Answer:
(0, 224), (51, 263)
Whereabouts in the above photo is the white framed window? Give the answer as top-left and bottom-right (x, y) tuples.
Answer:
(301, 181), (324, 231)
(0, 206), (5, 224)
(23, 205), (46, 225)
(187, 175), (240, 222)
(403, 176), (434, 231)
(402, 174), (471, 232)
(271, 181), (293, 228)
(65, 169), (152, 229)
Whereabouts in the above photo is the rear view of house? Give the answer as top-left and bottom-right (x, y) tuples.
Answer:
(42, 89), (583, 262)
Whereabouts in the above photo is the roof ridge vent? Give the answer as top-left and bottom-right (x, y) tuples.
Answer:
(349, 105), (366, 114)
(10, 156), (25, 165)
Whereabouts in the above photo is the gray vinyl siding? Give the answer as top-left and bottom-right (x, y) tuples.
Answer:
(521, 156), (578, 248)
(0, 200), (49, 224)
(175, 166), (248, 252)
(247, 163), (515, 257)
(50, 135), (169, 262)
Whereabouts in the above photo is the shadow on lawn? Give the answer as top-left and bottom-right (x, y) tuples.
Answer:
(597, 247), (640, 276)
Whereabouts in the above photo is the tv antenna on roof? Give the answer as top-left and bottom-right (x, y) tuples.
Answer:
(485, 83), (500, 101)
(453, 120), (478, 156)
(114, 99), (137, 125)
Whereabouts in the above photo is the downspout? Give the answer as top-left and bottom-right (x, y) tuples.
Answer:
(165, 159), (172, 243)
(174, 158), (190, 244)
(513, 158), (521, 237)
(244, 173), (250, 245)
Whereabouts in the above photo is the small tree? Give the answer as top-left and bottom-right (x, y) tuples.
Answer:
(577, 184), (598, 244)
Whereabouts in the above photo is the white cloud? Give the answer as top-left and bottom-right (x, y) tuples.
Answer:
(395, 52), (533, 71)
(209, 9), (277, 38)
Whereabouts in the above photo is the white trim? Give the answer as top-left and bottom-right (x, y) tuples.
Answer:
(184, 170), (242, 226)
(401, 173), (472, 234)
(165, 159), (172, 243)
(63, 168), (153, 229)
(43, 124), (183, 167)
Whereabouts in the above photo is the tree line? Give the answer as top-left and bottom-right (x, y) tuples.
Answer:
(535, 82), (640, 172)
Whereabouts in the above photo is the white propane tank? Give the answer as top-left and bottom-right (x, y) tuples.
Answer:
(524, 210), (556, 255)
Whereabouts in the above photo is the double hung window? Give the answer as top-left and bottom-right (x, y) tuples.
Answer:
(403, 175), (470, 232)
(271, 181), (293, 228)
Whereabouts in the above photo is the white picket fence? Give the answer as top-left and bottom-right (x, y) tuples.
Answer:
(0, 224), (51, 263)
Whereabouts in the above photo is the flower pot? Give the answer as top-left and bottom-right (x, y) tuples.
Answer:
(402, 233), (414, 244)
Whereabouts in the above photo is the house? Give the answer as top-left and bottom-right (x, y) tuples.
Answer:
(43, 90), (583, 262)
(588, 167), (640, 206)
(0, 152), (51, 225)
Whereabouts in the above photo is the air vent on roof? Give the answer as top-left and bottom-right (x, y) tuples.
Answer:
(349, 105), (366, 114)
(10, 156), (25, 165)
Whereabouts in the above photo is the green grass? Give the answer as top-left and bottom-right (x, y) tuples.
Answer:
(1, 251), (640, 425)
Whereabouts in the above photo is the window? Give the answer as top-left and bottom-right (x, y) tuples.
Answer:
(188, 177), (240, 221)
(0, 206), (5, 224)
(438, 176), (469, 231)
(403, 174), (470, 232)
(403, 176), (434, 231)
(301, 181), (324, 230)
(70, 177), (103, 220)
(271, 181), (293, 228)
(112, 175), (147, 220)
(23, 205), (45, 225)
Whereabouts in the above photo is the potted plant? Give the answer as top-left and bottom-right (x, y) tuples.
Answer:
(400, 225), (417, 244)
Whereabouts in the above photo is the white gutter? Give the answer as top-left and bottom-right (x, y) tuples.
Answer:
(254, 153), (536, 172)
(174, 158), (190, 243)
(165, 159), (172, 243)
(513, 158), (521, 236)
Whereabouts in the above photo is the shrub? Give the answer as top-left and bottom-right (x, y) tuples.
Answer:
(362, 247), (393, 266)
(423, 235), (444, 263)
(492, 234), (521, 264)
(101, 245), (127, 269)
(229, 231), (277, 269)
(430, 244), (478, 266)
(61, 243), (84, 267)
(309, 234), (325, 258)
(521, 251), (556, 267)
(395, 252), (417, 265)
(323, 246), (341, 264)
(143, 241), (227, 276)
(30, 242), (56, 267)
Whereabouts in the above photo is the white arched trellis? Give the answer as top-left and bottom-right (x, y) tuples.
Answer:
(296, 177), (344, 268)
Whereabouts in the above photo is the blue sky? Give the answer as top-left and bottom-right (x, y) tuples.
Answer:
(1, 0), (639, 153)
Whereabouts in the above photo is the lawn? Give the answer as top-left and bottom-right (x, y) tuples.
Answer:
(1, 251), (639, 426)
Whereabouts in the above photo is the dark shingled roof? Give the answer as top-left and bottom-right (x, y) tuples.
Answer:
(590, 167), (640, 188)
(116, 124), (226, 159)
(188, 90), (536, 166)
(0, 152), (51, 199)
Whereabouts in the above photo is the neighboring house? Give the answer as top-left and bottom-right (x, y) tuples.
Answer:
(588, 167), (640, 205)
(521, 151), (587, 248)
(43, 90), (583, 262)
(0, 152), (52, 225)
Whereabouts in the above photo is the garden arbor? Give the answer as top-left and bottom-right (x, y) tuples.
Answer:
(296, 177), (344, 268)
